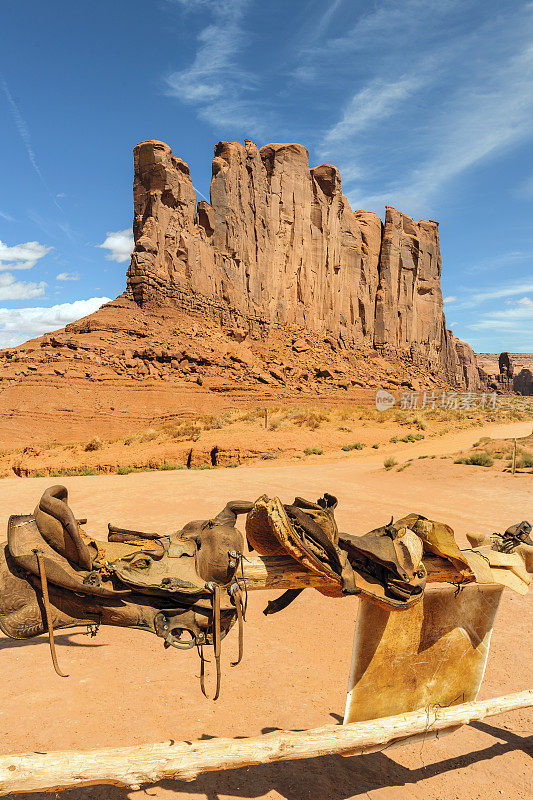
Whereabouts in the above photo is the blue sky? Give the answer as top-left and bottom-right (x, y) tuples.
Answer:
(1, 0), (532, 351)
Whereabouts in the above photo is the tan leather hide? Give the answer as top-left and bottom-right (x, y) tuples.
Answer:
(344, 584), (502, 724)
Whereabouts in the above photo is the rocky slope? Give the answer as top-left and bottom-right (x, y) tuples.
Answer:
(126, 139), (481, 388)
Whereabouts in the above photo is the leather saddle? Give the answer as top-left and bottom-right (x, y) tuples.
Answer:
(0, 485), (252, 699)
(246, 495), (427, 612)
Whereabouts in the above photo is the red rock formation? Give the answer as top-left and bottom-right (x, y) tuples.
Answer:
(125, 138), (480, 389)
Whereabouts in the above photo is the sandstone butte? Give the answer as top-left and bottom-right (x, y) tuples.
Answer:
(125, 139), (481, 390)
(0, 138), (488, 444)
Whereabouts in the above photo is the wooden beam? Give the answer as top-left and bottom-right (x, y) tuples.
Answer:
(240, 554), (471, 591)
(0, 690), (530, 795)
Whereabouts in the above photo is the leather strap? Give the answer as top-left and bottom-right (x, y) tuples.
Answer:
(33, 549), (68, 678)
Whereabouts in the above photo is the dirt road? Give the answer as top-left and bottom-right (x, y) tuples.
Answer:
(0, 420), (531, 800)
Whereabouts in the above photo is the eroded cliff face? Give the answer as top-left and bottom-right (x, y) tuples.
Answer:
(126, 139), (480, 388)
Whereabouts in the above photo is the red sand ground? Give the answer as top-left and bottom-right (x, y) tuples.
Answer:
(0, 420), (531, 800)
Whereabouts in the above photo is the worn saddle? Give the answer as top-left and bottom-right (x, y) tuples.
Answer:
(2, 485), (528, 698)
(0, 485), (252, 699)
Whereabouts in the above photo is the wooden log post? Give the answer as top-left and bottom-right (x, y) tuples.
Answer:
(0, 690), (530, 795)
(240, 554), (471, 591)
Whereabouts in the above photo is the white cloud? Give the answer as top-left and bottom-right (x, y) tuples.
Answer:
(97, 229), (134, 263)
(468, 301), (533, 350)
(56, 272), (80, 281)
(517, 296), (533, 306)
(315, 3), (533, 215)
(165, 0), (265, 133)
(443, 296), (456, 303)
(0, 297), (111, 348)
(0, 273), (47, 301)
(324, 75), (427, 145)
(0, 211), (15, 222)
(471, 280), (533, 305)
(0, 240), (51, 270)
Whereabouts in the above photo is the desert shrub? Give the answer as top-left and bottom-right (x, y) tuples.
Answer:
(455, 451), (494, 467)
(32, 470), (46, 478)
(341, 442), (365, 451)
(156, 461), (184, 471)
(516, 452), (533, 469)
(400, 433), (425, 443)
(85, 437), (103, 452)
(293, 411), (329, 429)
(384, 457), (397, 470)
(372, 443), (380, 449)
(474, 436), (491, 447)
(225, 462), (239, 468)
(49, 467), (98, 477)
(139, 428), (159, 443)
(396, 461), (411, 472)
(390, 436), (398, 443)
(117, 465), (135, 475)
(200, 414), (224, 430)
(304, 447), (323, 455)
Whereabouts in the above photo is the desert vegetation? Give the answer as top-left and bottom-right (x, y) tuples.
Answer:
(2, 402), (531, 479)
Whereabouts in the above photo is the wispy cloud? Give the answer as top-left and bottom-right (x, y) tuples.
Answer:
(1, 75), (62, 212)
(165, 0), (265, 133)
(471, 280), (533, 305)
(468, 297), (533, 350)
(0, 273), (47, 301)
(56, 272), (80, 281)
(0, 297), (111, 348)
(443, 296), (457, 303)
(97, 229), (134, 263)
(0, 240), (51, 271)
(324, 75), (427, 145)
(313, 3), (533, 216)
(0, 211), (15, 223)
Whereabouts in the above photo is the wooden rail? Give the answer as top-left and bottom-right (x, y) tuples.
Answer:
(0, 690), (529, 794)
(240, 554), (470, 590)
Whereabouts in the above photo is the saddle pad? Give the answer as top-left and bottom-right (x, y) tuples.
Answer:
(344, 584), (502, 723)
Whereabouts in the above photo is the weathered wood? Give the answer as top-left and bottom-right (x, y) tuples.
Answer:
(240, 554), (471, 591)
(0, 690), (530, 794)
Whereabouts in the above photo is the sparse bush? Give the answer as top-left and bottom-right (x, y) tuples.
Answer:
(341, 442), (365, 451)
(396, 461), (411, 472)
(384, 457), (397, 470)
(372, 443), (380, 449)
(390, 436), (398, 443)
(293, 411), (329, 430)
(516, 452), (533, 469)
(117, 465), (135, 475)
(139, 428), (159, 443)
(156, 461), (184, 471)
(84, 437), (102, 452)
(304, 447), (323, 455)
(454, 451), (494, 467)
(399, 433), (425, 443)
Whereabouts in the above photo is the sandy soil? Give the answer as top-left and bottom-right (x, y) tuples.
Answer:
(0, 421), (531, 800)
